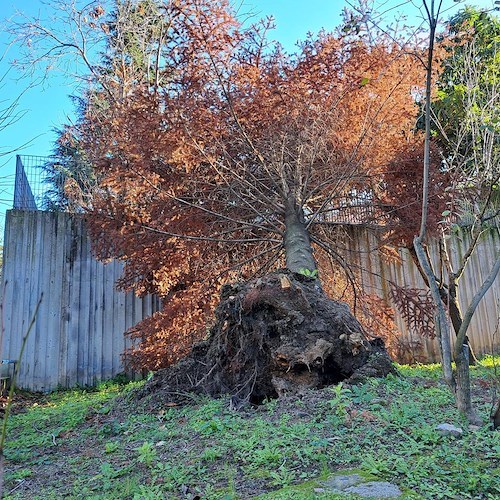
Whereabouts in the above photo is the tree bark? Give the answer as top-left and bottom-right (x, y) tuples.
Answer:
(283, 196), (317, 275)
(455, 345), (482, 425)
(413, 237), (455, 391)
(492, 400), (500, 430)
(447, 298), (478, 365)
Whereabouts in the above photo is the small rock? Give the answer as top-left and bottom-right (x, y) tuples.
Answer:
(155, 440), (167, 447)
(280, 275), (292, 289)
(469, 425), (481, 432)
(316, 472), (410, 498)
(436, 423), (463, 437)
(345, 481), (402, 498)
(313, 487), (325, 493)
(322, 474), (363, 490)
(370, 397), (388, 406)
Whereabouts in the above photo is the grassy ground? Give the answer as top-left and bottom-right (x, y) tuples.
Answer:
(2, 358), (499, 499)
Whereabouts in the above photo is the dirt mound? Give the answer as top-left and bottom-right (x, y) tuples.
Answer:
(135, 271), (396, 407)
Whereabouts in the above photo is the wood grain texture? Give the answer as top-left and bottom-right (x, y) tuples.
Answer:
(1, 210), (160, 391)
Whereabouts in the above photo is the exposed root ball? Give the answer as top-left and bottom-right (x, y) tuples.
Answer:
(136, 271), (396, 407)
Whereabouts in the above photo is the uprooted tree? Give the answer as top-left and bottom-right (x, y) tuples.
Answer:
(10, 0), (456, 402)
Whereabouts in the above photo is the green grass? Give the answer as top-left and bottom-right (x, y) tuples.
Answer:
(2, 360), (499, 499)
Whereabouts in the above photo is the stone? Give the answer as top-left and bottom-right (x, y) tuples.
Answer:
(436, 423), (463, 437)
(345, 481), (402, 498)
(322, 474), (363, 490)
(321, 474), (403, 498)
(296, 411), (310, 418)
(370, 397), (388, 406)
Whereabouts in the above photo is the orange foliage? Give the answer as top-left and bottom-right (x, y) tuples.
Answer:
(69, 0), (450, 369)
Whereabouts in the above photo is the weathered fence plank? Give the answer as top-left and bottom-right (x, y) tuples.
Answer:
(1, 210), (498, 391)
(343, 226), (499, 362)
(1, 210), (160, 391)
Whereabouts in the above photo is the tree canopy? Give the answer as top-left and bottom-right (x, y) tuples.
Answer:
(25, 0), (470, 369)
(433, 6), (499, 209)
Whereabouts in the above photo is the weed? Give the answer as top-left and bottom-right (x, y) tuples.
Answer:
(152, 462), (191, 490)
(104, 441), (120, 454)
(327, 382), (352, 421)
(133, 483), (164, 499)
(3, 358), (500, 499)
(136, 442), (157, 467)
(252, 446), (283, 466)
(269, 468), (296, 488)
(360, 454), (392, 476)
(7, 468), (32, 481)
(350, 384), (376, 404)
(201, 446), (225, 462)
(263, 398), (279, 415)
(98, 420), (124, 438)
(298, 268), (319, 279)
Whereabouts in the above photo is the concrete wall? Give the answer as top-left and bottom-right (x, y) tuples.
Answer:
(1, 210), (160, 391)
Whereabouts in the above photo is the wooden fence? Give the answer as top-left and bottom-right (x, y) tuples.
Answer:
(1, 210), (498, 391)
(1, 210), (160, 391)
(343, 226), (500, 362)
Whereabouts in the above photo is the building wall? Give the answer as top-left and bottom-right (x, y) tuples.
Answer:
(1, 210), (160, 391)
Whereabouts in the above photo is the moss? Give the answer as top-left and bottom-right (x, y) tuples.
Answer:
(258, 469), (421, 499)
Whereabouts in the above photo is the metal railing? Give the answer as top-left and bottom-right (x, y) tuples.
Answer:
(13, 155), (62, 211)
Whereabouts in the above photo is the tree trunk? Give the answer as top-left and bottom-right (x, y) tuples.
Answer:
(455, 344), (482, 425)
(413, 237), (455, 391)
(283, 196), (317, 275)
(446, 294), (478, 365)
(492, 400), (500, 430)
(409, 247), (478, 365)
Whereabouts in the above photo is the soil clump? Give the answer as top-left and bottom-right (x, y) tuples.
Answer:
(135, 271), (396, 407)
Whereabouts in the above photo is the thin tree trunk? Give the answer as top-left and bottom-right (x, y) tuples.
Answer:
(414, 2), (457, 390)
(449, 257), (499, 425)
(413, 239), (455, 390)
(410, 245), (478, 369)
(447, 295), (478, 365)
(455, 345), (482, 425)
(283, 196), (317, 275)
(492, 400), (500, 430)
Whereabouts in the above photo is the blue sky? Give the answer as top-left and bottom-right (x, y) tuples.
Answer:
(0, 0), (497, 214)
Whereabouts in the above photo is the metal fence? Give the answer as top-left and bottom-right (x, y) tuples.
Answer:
(13, 156), (38, 210)
(13, 155), (55, 210)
